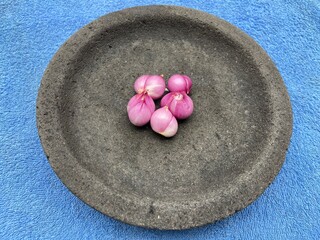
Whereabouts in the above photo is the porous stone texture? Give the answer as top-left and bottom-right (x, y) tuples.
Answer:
(36, 5), (292, 230)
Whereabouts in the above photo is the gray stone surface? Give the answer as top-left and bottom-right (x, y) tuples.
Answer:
(36, 5), (292, 230)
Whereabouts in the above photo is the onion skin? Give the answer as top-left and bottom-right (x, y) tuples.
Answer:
(160, 92), (194, 120)
(134, 75), (166, 100)
(167, 74), (192, 94)
(150, 107), (178, 137)
(127, 93), (155, 126)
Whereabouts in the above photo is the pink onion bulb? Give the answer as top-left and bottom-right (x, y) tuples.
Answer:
(150, 106), (178, 137)
(134, 75), (166, 100)
(127, 93), (155, 126)
(167, 74), (193, 94)
(160, 92), (194, 120)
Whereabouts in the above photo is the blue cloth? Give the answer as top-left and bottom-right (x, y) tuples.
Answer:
(1, 0), (319, 239)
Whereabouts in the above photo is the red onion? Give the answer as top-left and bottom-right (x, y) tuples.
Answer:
(127, 93), (155, 126)
(167, 74), (193, 94)
(134, 75), (166, 100)
(160, 92), (194, 120)
(150, 106), (178, 137)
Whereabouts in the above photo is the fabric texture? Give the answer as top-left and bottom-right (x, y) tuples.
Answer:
(0, 0), (319, 239)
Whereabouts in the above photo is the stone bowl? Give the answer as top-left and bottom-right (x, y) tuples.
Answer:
(36, 5), (292, 230)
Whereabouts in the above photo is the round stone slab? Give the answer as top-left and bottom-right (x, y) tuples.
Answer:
(36, 5), (292, 230)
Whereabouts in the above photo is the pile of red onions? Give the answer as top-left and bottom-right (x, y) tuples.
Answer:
(127, 74), (194, 137)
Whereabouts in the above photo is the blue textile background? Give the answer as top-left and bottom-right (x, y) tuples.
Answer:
(1, 0), (319, 239)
